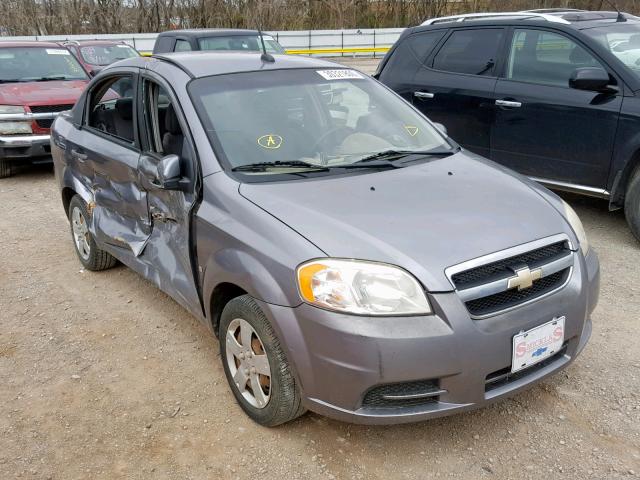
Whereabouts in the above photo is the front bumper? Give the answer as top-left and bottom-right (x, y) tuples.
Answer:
(0, 134), (52, 160)
(258, 248), (599, 425)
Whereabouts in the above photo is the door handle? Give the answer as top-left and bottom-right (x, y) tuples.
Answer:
(414, 91), (435, 99)
(495, 99), (522, 108)
(71, 149), (88, 161)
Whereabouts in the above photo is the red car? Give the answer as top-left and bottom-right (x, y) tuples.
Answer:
(0, 41), (89, 178)
(63, 40), (140, 77)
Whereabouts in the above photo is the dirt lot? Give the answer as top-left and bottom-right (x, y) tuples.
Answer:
(1, 57), (640, 480)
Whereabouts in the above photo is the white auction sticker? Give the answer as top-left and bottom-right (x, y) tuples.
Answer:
(116, 44), (130, 48)
(46, 49), (70, 55)
(317, 69), (364, 80)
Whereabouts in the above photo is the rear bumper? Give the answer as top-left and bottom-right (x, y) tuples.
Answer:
(257, 248), (599, 425)
(0, 134), (51, 160)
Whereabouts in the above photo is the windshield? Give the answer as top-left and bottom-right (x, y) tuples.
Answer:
(583, 23), (640, 78)
(80, 44), (138, 66)
(189, 68), (452, 180)
(198, 35), (285, 54)
(0, 47), (88, 82)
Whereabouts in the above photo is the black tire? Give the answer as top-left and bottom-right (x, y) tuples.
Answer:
(0, 158), (12, 179)
(68, 195), (117, 271)
(219, 295), (306, 427)
(625, 166), (640, 242)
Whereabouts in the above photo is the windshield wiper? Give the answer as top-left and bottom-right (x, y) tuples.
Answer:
(34, 76), (69, 81)
(231, 160), (329, 172)
(352, 147), (459, 165)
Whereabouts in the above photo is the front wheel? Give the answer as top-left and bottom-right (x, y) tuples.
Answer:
(219, 295), (306, 426)
(68, 195), (117, 271)
(625, 166), (640, 242)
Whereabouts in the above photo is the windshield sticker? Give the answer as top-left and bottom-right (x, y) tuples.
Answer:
(404, 125), (419, 137)
(46, 49), (71, 55)
(257, 134), (283, 149)
(316, 69), (364, 81)
(116, 44), (130, 48)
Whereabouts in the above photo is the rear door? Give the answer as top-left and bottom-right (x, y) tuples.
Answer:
(411, 27), (507, 158)
(69, 71), (152, 255)
(491, 27), (622, 188)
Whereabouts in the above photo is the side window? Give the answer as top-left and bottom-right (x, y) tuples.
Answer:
(142, 80), (184, 157)
(155, 36), (175, 53)
(407, 31), (446, 63)
(86, 75), (135, 143)
(432, 28), (504, 76)
(506, 29), (604, 87)
(174, 40), (192, 52)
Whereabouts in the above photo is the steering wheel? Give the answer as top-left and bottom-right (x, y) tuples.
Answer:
(311, 126), (355, 162)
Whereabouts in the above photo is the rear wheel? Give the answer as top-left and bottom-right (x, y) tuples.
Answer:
(625, 166), (640, 242)
(0, 158), (13, 179)
(219, 295), (306, 426)
(68, 195), (117, 271)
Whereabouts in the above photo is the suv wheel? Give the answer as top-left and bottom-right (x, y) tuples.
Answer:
(0, 158), (12, 179)
(625, 166), (640, 242)
(68, 195), (117, 271)
(219, 295), (306, 426)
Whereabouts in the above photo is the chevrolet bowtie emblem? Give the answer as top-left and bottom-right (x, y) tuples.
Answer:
(507, 266), (542, 291)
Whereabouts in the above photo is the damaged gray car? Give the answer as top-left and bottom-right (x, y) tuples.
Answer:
(52, 52), (600, 426)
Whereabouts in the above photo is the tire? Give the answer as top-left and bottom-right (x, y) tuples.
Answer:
(219, 295), (306, 426)
(625, 166), (640, 242)
(68, 195), (117, 271)
(0, 158), (13, 179)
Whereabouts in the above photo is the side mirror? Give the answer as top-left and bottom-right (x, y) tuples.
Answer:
(88, 67), (101, 78)
(139, 153), (181, 190)
(569, 67), (613, 92)
(433, 122), (448, 137)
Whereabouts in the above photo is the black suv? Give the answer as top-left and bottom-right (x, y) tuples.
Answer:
(375, 9), (640, 241)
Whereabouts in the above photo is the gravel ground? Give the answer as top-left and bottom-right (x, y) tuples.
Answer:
(1, 57), (639, 480)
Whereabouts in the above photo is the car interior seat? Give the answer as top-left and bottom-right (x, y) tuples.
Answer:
(162, 104), (184, 157)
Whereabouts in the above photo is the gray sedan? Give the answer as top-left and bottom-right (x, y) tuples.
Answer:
(51, 51), (600, 426)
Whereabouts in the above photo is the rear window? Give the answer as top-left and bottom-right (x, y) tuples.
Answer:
(198, 35), (284, 54)
(432, 28), (504, 76)
(0, 47), (88, 82)
(80, 44), (138, 66)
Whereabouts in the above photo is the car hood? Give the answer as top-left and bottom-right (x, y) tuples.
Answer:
(239, 152), (572, 292)
(0, 80), (87, 106)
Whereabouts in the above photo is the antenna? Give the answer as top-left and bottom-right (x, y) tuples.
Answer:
(604, 0), (626, 22)
(256, 4), (275, 63)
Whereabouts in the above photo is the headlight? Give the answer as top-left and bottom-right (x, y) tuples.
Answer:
(562, 200), (589, 255)
(297, 259), (432, 316)
(0, 105), (32, 135)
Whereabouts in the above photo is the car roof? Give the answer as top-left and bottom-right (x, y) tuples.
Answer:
(416, 10), (640, 31)
(157, 28), (266, 38)
(0, 41), (65, 48)
(129, 51), (344, 78)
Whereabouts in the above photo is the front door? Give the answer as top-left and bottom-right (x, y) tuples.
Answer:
(411, 27), (506, 158)
(134, 76), (202, 317)
(492, 28), (622, 188)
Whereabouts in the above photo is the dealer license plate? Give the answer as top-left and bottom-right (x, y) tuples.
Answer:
(511, 316), (565, 373)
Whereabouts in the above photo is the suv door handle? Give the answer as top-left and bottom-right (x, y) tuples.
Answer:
(414, 91), (435, 99)
(495, 99), (522, 108)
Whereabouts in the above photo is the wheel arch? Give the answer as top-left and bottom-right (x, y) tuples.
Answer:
(208, 282), (248, 337)
(611, 149), (640, 209)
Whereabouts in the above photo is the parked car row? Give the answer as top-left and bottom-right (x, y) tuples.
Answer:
(0, 29), (288, 179)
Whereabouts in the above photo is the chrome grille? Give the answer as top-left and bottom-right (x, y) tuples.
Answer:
(29, 104), (73, 128)
(446, 235), (574, 318)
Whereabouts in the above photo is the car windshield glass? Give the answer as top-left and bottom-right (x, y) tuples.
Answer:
(80, 44), (138, 66)
(0, 47), (88, 82)
(189, 68), (453, 179)
(198, 35), (285, 54)
(583, 23), (640, 78)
